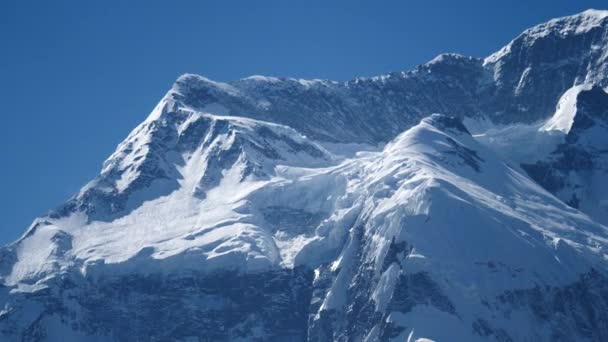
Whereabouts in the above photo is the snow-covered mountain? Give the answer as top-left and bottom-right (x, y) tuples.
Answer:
(3, 9), (608, 342)
(524, 85), (608, 225)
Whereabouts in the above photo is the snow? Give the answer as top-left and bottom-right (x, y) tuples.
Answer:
(465, 84), (608, 230)
(5, 109), (608, 296)
(242, 75), (281, 83)
(295, 78), (328, 88)
(485, 9), (608, 65)
(514, 66), (532, 95)
(3, 9), (608, 340)
(4, 107), (608, 338)
(462, 83), (604, 166)
(466, 119), (562, 165)
(484, 43), (511, 66)
(174, 73), (243, 97)
(359, 117), (608, 288)
(393, 306), (467, 341)
(4, 97), (343, 281)
(6, 223), (68, 287)
(541, 84), (593, 133)
(372, 263), (400, 312)
(425, 53), (469, 66)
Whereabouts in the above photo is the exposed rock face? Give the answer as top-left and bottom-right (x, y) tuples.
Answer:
(483, 10), (608, 123)
(165, 11), (608, 144)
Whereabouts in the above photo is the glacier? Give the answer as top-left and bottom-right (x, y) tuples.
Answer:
(3, 9), (608, 342)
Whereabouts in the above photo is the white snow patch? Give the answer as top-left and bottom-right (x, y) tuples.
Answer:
(541, 84), (593, 133)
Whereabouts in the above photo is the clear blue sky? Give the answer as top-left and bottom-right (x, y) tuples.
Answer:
(1, 0), (605, 245)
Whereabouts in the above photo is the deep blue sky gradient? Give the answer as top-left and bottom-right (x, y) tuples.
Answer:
(1, 0), (606, 244)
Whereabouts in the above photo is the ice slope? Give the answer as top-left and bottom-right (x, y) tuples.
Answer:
(2, 92), (337, 289)
(307, 114), (608, 341)
(2, 114), (608, 341)
(51, 89), (334, 223)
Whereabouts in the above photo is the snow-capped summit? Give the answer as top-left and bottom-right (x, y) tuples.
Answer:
(4, 9), (608, 342)
(483, 9), (608, 124)
(486, 9), (608, 65)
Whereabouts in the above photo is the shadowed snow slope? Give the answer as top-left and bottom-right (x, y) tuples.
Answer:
(522, 85), (608, 226)
(3, 9), (608, 342)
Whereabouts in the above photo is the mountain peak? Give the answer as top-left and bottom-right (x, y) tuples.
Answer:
(172, 73), (243, 100)
(5, 10), (608, 341)
(527, 8), (608, 37)
(485, 9), (608, 65)
(424, 53), (478, 67)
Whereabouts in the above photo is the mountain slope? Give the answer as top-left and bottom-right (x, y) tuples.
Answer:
(3, 93), (336, 290)
(3, 8), (608, 342)
(523, 85), (608, 225)
(2, 114), (608, 341)
(307, 114), (608, 341)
